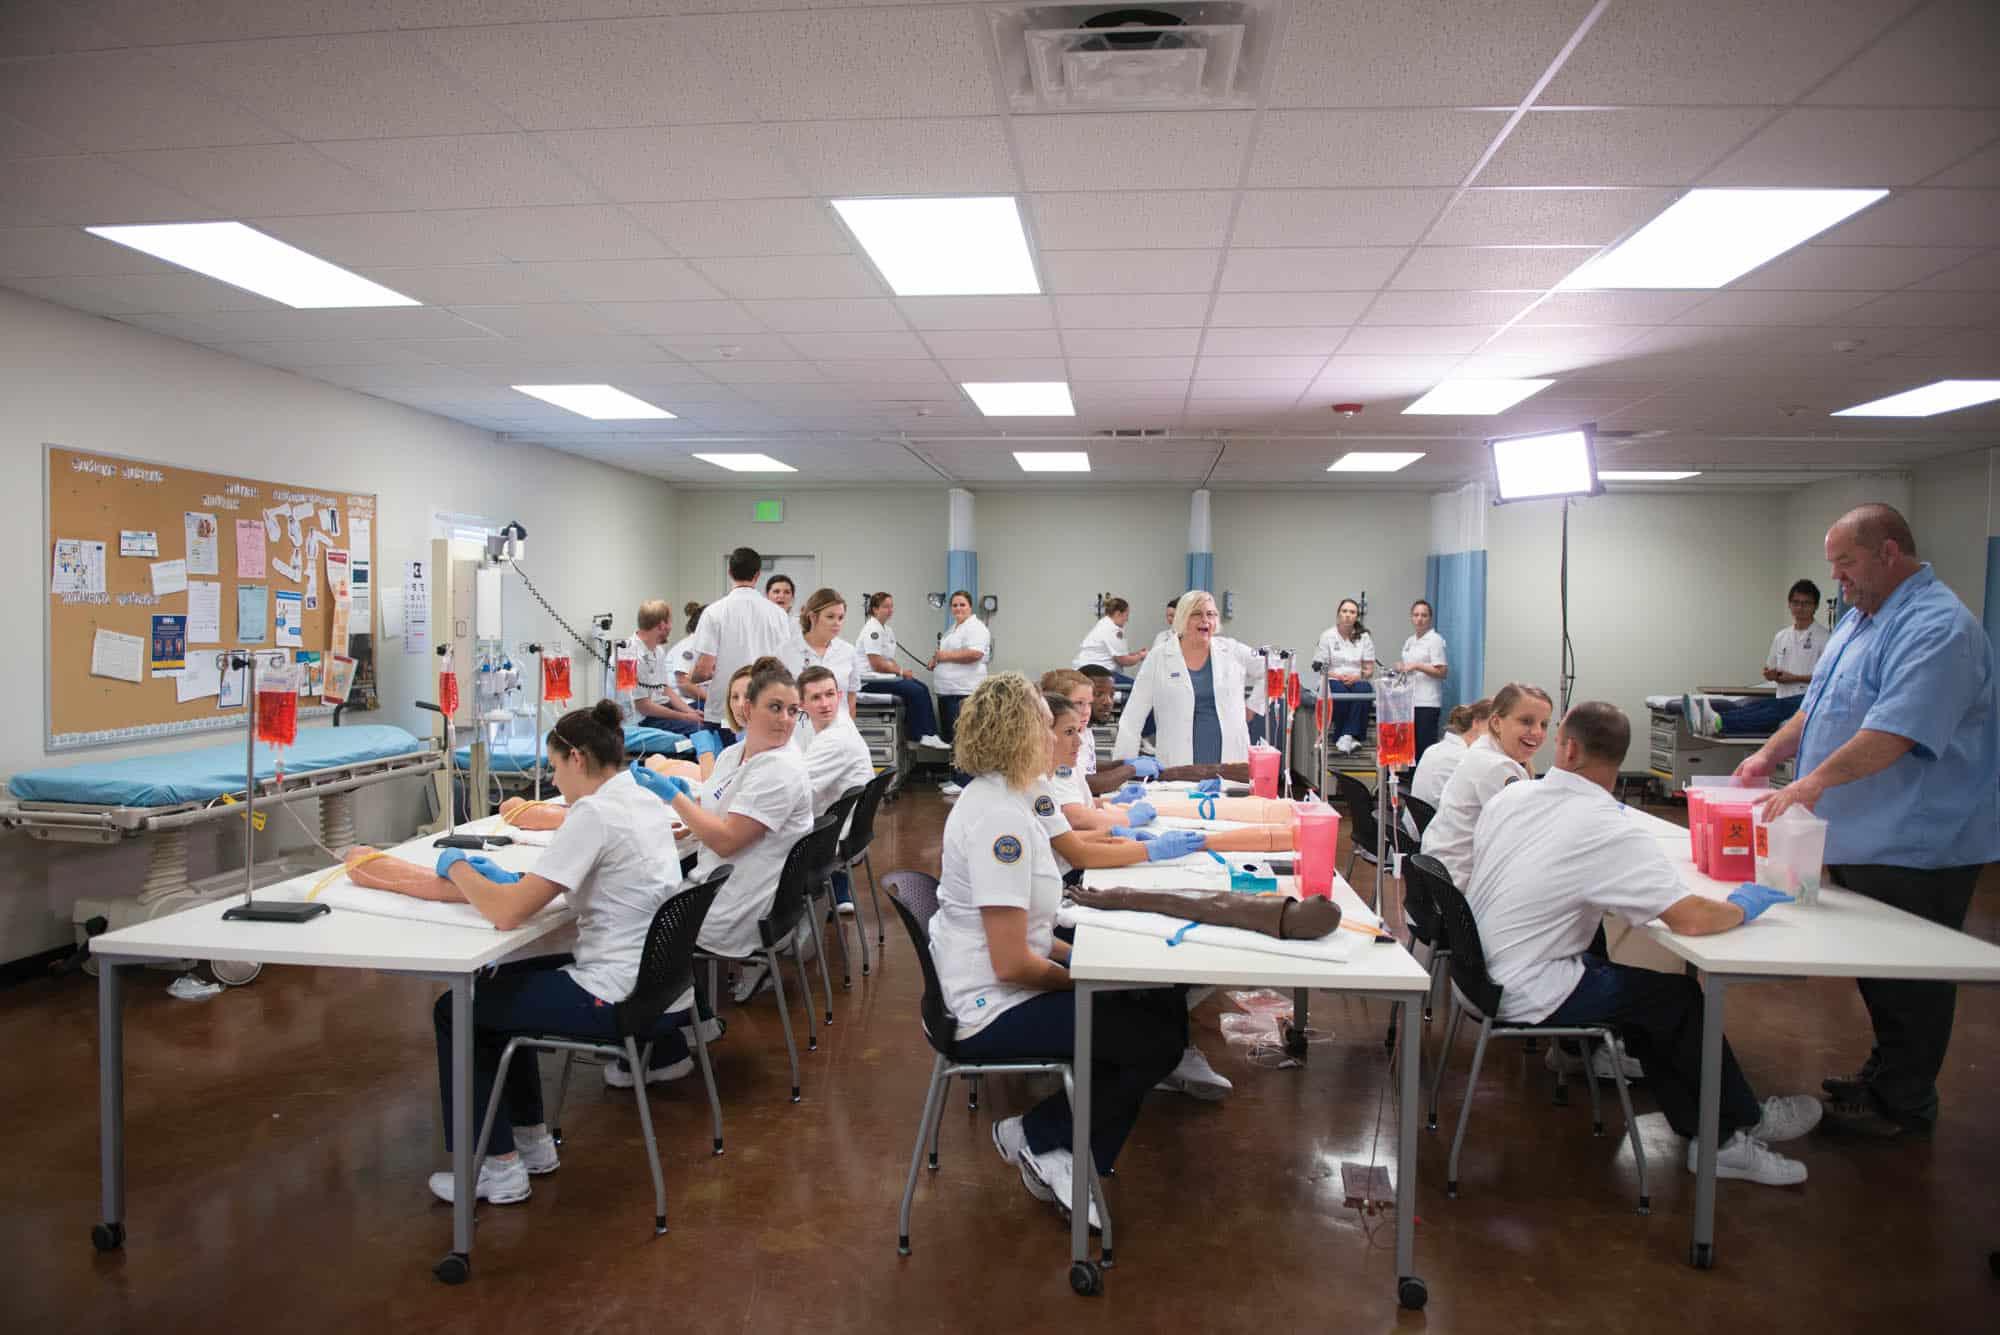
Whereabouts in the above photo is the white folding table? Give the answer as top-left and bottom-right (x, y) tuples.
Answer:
(1627, 806), (2000, 1268)
(86, 815), (573, 1285)
(1065, 861), (1433, 1308)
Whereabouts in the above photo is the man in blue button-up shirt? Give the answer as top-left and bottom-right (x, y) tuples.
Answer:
(1740, 504), (1999, 1138)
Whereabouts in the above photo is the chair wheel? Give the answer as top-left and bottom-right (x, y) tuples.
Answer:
(1426, 1116), (1438, 1132)
(1069, 1261), (1102, 1296)
(433, 1252), (470, 1285)
(927, 1152), (938, 1171)
(1446, 1179), (1459, 1199)
(654, 1215), (667, 1236)
(807, 1034), (818, 1052)
(1399, 1277), (1429, 1310)
(91, 1222), (124, 1252)
(1638, 1195), (1651, 1215)
(1690, 1242), (1714, 1269)
(898, 1235), (910, 1257)
(791, 1086), (801, 1103)
(551, 1125), (563, 1147)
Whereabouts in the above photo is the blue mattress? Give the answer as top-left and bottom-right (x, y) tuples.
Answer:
(8, 725), (426, 806)
(453, 725), (693, 772)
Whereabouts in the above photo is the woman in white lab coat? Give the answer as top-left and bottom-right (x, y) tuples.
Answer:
(931, 590), (992, 794)
(1314, 598), (1376, 755)
(1112, 590), (1251, 768)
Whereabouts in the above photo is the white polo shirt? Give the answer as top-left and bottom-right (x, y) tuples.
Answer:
(1466, 768), (1688, 1023)
(1072, 616), (1129, 672)
(784, 634), (860, 718)
(856, 615), (899, 680)
(1315, 626), (1376, 678)
(1419, 734), (1529, 889)
(690, 586), (796, 727)
(531, 769), (683, 1004)
(1410, 729), (1468, 806)
(1766, 623), (1824, 699)
(666, 634), (700, 691)
(1400, 629), (1448, 709)
(928, 775), (1064, 1036)
(693, 742), (814, 958)
(1030, 775), (1077, 874)
(796, 712), (874, 823)
(622, 632), (683, 723)
(933, 616), (991, 697)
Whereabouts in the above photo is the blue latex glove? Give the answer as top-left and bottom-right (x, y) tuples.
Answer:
(1113, 781), (1148, 804)
(1128, 756), (1162, 780)
(689, 730), (723, 759)
(1109, 826), (1156, 842)
(435, 848), (470, 879)
(1124, 800), (1157, 828)
(1727, 883), (1794, 922)
(465, 854), (522, 884)
(1144, 830), (1208, 863)
(630, 762), (691, 803)
(1193, 777), (1223, 795)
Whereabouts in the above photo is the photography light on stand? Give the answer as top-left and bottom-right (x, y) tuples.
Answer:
(1488, 424), (1602, 717)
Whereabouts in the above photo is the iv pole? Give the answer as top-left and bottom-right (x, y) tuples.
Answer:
(221, 650), (328, 924)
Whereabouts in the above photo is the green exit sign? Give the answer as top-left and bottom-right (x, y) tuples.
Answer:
(752, 499), (783, 523)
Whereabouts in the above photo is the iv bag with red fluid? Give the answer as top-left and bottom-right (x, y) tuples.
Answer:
(614, 646), (639, 693)
(1286, 671), (1301, 710)
(543, 654), (572, 703)
(1265, 663), (1285, 702)
(256, 660), (299, 748)
(439, 648), (461, 717)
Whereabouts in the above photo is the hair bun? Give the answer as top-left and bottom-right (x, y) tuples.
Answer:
(750, 655), (786, 674)
(590, 698), (624, 729)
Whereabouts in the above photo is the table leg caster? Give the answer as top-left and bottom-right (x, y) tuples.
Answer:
(1068, 1261), (1102, 1296)
(1690, 1242), (1714, 1270)
(1398, 1276), (1429, 1310)
(91, 1222), (125, 1252)
(434, 1251), (471, 1285)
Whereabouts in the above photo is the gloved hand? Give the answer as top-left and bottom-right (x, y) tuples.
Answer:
(1113, 781), (1149, 804)
(1124, 800), (1157, 828)
(1727, 883), (1795, 922)
(1193, 778), (1223, 795)
(1128, 756), (1162, 780)
(464, 855), (522, 885)
(689, 730), (723, 759)
(630, 762), (692, 803)
(1143, 830), (1208, 863)
(1109, 826), (1156, 842)
(435, 848), (471, 879)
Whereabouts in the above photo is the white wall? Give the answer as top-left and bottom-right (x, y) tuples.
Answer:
(1910, 447), (1994, 617)
(1784, 471), (1913, 604)
(1, 288), (677, 961)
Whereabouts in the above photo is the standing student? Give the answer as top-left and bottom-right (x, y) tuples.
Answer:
(1683, 580), (1826, 737)
(625, 600), (705, 734)
(1395, 599), (1449, 761)
(668, 601), (706, 709)
(764, 573), (795, 615)
(931, 590), (992, 797)
(1113, 590), (1251, 767)
(1742, 505), (1999, 1138)
(930, 674), (1187, 1225)
(1073, 598), (1147, 682)
(855, 591), (946, 749)
(691, 547), (795, 740)
(787, 587), (861, 720)
(1420, 683), (1551, 890)
(1315, 598), (1376, 755)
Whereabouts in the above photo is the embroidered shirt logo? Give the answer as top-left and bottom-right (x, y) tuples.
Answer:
(1033, 795), (1055, 816)
(992, 835), (1023, 864)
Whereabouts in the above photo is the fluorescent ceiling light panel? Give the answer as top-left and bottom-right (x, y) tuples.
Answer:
(1598, 470), (1701, 481)
(1013, 451), (1091, 472)
(962, 381), (1075, 417)
(692, 453), (796, 473)
(831, 196), (1040, 297)
(1327, 452), (1425, 473)
(1489, 426), (1599, 502)
(1831, 380), (2000, 418)
(1555, 189), (1887, 290)
(1404, 379), (1555, 416)
(511, 384), (675, 420)
(84, 221), (418, 309)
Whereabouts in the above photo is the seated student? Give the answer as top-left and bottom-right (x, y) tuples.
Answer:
(929, 673), (1187, 1224)
(361, 700), (686, 1205)
(1421, 682), (1551, 890)
(1041, 668), (1105, 797)
(669, 601), (706, 710)
(854, 591), (947, 749)
(795, 664), (876, 915)
(1683, 579), (1826, 737)
(787, 587), (861, 720)
(1315, 598), (1377, 756)
(1410, 698), (1492, 807)
(1072, 598), (1148, 683)
(627, 599), (706, 734)
(1465, 701), (1820, 1185)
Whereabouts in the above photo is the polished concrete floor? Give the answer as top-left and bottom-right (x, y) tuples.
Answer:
(5, 792), (1998, 1334)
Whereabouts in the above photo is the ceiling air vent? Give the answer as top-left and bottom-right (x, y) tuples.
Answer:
(989, 2), (1278, 112)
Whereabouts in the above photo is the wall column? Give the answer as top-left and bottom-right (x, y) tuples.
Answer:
(1186, 488), (1214, 592)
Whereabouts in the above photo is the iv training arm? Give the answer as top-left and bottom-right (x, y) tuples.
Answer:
(1085, 761), (1251, 795)
(343, 848), (467, 901)
(498, 797), (565, 830)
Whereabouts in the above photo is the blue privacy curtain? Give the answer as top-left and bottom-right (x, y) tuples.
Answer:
(1186, 488), (1214, 592)
(1426, 482), (1490, 712)
(946, 486), (977, 630)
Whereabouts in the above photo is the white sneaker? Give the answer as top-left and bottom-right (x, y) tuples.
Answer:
(1544, 1038), (1644, 1082)
(1748, 1094), (1823, 1143)
(513, 1125), (560, 1175)
(1036, 1146), (1103, 1232)
(1687, 1131), (1807, 1185)
(1154, 1044), (1232, 1100)
(939, 781), (963, 798)
(836, 901), (857, 916)
(918, 734), (949, 750)
(1336, 734), (1358, 754)
(1016, 1144), (1057, 1205)
(695, 1015), (725, 1044)
(992, 1114), (1029, 1167)
(427, 1154), (531, 1205)
(731, 961), (773, 1003)
(603, 1054), (694, 1088)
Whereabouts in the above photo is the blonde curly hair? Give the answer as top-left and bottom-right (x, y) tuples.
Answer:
(952, 672), (1050, 790)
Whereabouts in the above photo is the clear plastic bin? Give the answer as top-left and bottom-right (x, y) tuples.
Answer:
(1755, 806), (1828, 905)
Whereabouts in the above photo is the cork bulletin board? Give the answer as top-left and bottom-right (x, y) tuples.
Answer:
(43, 444), (378, 752)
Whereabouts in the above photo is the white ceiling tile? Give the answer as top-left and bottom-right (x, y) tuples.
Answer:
(421, 18), (756, 129)
(1839, 291), (2000, 326)
(538, 125), (807, 201)
(589, 300), (764, 334)
(1515, 291), (1710, 324)
(688, 253), (883, 301)
(354, 265), (570, 307)
(785, 330), (929, 359)
(1390, 246), (1591, 290)
(1362, 291), (1541, 325)
(923, 328), (1063, 358)
(0, 49), (285, 152)
(1818, 190), (2000, 247)
(1248, 111), (1507, 189)
(0, 225), (191, 277)
(1040, 250), (1219, 295)
(898, 296), (1054, 330)
(937, 357), (1068, 381)
(0, 155), (222, 226)
(1014, 113), (1255, 192)
(109, 144), (416, 216)
(1339, 325), (1496, 355)
(178, 305), (500, 342)
(1914, 252), (2000, 291)
(441, 206), (674, 261)
(1269, 0), (1593, 107)
(0, 111), (79, 159)
(1197, 327), (1349, 357)
(254, 211), (519, 266)
(447, 303), (622, 338)
(807, 362), (952, 385)
(1218, 247), (1405, 292)
(649, 333), (798, 361)
(427, 332), (675, 366)
(740, 298), (906, 333)
(625, 199), (850, 258)
(1193, 356), (1326, 381)
(7, 271), (279, 316)
(1926, 143), (2000, 187)
(111, 311), (234, 342)
(1478, 108), (1774, 187)
(1060, 328), (1202, 357)
(1187, 382), (1309, 401)
(1671, 290), (1878, 325)
(1479, 324), (1651, 357)
(1054, 294), (1211, 329)
(1544, 0), (1911, 104)
(313, 134), (599, 209)
(1734, 244), (1982, 292)
(93, 0), (413, 46)
(1805, 0), (2000, 108)
(1232, 190), (1450, 247)
(771, 118), (1019, 195)
(1028, 191), (1235, 250)
(209, 339), (458, 369)
(1703, 109), (2000, 188)
(688, 9), (994, 120)
(156, 33), (517, 141)
(0, 1), (129, 58)
(1208, 291), (1372, 327)
(1427, 188), (1675, 246)
(1067, 357), (1197, 381)
(515, 258), (726, 302)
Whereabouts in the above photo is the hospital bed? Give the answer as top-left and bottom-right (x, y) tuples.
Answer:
(1, 724), (441, 973)
(1645, 692), (1792, 796)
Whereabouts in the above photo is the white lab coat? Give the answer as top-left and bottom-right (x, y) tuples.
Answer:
(1113, 634), (1251, 766)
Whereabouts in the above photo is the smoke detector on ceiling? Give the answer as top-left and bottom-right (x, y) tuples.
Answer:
(1330, 402), (1364, 418)
(989, 3), (1277, 111)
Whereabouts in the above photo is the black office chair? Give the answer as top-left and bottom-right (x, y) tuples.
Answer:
(475, 870), (729, 1233)
(1425, 873), (1650, 1213)
(838, 768), (898, 964)
(884, 870), (1112, 1262)
(1403, 794), (1438, 835)
(807, 784), (867, 991)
